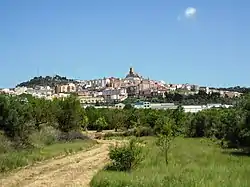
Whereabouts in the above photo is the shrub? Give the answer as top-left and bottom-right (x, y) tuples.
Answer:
(135, 126), (154, 137)
(123, 128), (136, 137)
(57, 131), (90, 142)
(29, 125), (60, 146)
(103, 132), (124, 138)
(108, 138), (143, 171)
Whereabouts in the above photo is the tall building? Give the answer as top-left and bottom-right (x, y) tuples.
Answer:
(124, 67), (142, 83)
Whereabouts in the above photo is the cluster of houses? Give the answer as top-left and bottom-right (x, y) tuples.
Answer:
(0, 67), (242, 109)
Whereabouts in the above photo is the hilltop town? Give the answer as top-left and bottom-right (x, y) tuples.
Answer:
(0, 67), (244, 112)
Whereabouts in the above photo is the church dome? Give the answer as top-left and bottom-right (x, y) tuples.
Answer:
(125, 67), (141, 79)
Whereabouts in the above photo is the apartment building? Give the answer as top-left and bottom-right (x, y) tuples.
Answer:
(55, 83), (76, 93)
(102, 88), (128, 102)
(86, 78), (110, 88)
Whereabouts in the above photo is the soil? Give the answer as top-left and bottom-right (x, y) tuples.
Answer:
(0, 140), (122, 187)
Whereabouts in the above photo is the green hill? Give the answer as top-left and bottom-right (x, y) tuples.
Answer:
(16, 75), (77, 88)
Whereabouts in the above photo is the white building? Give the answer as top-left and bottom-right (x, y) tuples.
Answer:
(115, 103), (126, 109)
(14, 87), (28, 95)
(182, 105), (206, 113)
(133, 102), (151, 109)
(150, 103), (177, 110)
(102, 88), (128, 102)
(86, 78), (110, 88)
(199, 86), (210, 94)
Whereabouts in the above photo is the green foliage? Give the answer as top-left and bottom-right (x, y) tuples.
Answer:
(0, 133), (13, 154)
(57, 131), (90, 142)
(55, 96), (82, 132)
(135, 126), (155, 137)
(155, 116), (175, 165)
(85, 106), (101, 129)
(82, 115), (89, 131)
(91, 137), (250, 187)
(123, 103), (133, 110)
(29, 125), (60, 146)
(108, 138), (143, 171)
(123, 90), (240, 105)
(16, 75), (77, 88)
(2, 90), (250, 178)
(29, 98), (55, 130)
(104, 109), (125, 131)
(0, 95), (34, 147)
(94, 117), (108, 132)
(0, 140), (95, 173)
(156, 134), (172, 165)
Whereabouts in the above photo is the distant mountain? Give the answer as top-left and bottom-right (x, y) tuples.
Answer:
(16, 75), (77, 88)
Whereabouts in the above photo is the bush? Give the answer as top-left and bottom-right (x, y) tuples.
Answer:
(123, 128), (136, 137)
(29, 125), (60, 146)
(103, 132), (124, 138)
(57, 131), (90, 142)
(135, 126), (154, 137)
(108, 138), (143, 171)
(121, 127), (154, 137)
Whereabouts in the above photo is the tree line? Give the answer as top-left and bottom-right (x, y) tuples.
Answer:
(1, 93), (250, 151)
(123, 90), (240, 105)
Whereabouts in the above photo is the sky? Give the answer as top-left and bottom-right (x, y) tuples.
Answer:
(1, 0), (249, 88)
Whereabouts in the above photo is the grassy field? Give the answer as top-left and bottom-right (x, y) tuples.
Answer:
(91, 137), (250, 187)
(0, 139), (96, 173)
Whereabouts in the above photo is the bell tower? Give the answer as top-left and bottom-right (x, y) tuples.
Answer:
(129, 67), (134, 75)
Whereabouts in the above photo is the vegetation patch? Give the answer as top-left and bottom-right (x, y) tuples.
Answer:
(91, 137), (250, 187)
(0, 139), (96, 173)
(107, 138), (144, 171)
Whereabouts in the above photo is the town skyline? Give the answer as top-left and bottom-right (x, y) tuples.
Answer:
(0, 66), (243, 104)
(6, 66), (249, 89)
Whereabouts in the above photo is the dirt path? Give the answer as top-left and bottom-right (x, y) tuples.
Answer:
(0, 140), (122, 187)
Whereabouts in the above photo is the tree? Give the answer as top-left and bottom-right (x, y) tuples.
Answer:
(30, 98), (55, 130)
(55, 96), (82, 132)
(82, 115), (89, 131)
(0, 96), (34, 147)
(85, 106), (100, 129)
(94, 117), (108, 132)
(172, 106), (186, 135)
(155, 116), (175, 165)
(124, 103), (133, 110)
(124, 110), (137, 130)
(107, 109), (125, 131)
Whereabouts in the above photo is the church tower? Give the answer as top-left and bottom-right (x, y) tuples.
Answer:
(129, 67), (134, 75)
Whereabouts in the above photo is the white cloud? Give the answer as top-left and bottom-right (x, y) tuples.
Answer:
(185, 7), (197, 18)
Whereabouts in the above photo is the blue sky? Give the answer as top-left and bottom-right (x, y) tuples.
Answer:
(1, 0), (249, 88)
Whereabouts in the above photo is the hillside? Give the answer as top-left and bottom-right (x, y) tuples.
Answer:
(16, 75), (77, 88)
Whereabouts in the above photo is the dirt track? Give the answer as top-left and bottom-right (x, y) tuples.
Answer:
(0, 140), (121, 187)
